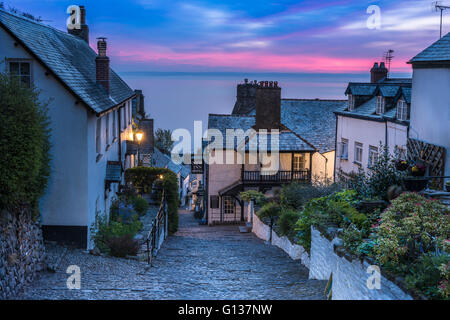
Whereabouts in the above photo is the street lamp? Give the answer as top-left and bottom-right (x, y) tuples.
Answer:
(136, 130), (144, 166)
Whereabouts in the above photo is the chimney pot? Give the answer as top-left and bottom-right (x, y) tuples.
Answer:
(371, 61), (387, 83)
(67, 5), (89, 43)
(96, 37), (110, 93)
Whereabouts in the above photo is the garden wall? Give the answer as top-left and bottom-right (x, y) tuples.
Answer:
(252, 214), (310, 269)
(0, 210), (46, 299)
(309, 226), (413, 300)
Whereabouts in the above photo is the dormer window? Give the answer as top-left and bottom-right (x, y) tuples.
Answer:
(397, 99), (408, 121)
(348, 94), (355, 111)
(376, 95), (385, 115)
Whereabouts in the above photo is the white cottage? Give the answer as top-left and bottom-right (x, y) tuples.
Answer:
(408, 34), (450, 187)
(334, 63), (412, 178)
(0, 7), (138, 248)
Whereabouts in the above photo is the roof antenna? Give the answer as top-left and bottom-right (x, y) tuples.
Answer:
(383, 49), (394, 76)
(433, 1), (450, 38)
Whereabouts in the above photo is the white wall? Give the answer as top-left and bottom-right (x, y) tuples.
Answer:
(410, 68), (450, 177)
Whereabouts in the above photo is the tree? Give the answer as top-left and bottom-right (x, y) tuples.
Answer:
(0, 71), (51, 212)
(155, 128), (174, 155)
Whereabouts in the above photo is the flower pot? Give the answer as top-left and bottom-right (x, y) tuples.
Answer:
(395, 161), (409, 171)
(403, 177), (428, 192)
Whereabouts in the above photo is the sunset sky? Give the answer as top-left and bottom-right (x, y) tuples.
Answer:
(4, 0), (447, 73)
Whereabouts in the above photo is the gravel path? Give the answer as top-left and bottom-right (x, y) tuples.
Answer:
(14, 210), (326, 300)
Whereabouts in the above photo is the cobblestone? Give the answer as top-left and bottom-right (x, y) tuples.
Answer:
(14, 211), (326, 300)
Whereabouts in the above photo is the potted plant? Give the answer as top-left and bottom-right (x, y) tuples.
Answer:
(395, 159), (409, 172)
(410, 163), (426, 177)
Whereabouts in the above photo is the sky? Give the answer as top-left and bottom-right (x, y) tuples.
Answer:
(3, 0), (449, 73)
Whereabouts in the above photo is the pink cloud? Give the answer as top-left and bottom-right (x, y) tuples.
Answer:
(111, 42), (412, 73)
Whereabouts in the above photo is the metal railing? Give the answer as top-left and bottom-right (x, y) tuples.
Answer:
(145, 190), (168, 265)
(242, 170), (310, 183)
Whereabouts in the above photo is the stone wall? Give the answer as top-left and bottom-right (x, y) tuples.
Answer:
(0, 210), (46, 299)
(309, 226), (413, 300)
(252, 214), (310, 269)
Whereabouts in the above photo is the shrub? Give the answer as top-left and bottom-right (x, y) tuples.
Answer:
(125, 167), (180, 233)
(240, 190), (267, 206)
(256, 202), (282, 221)
(92, 215), (142, 254)
(106, 234), (140, 258)
(0, 72), (51, 212)
(132, 197), (149, 216)
(280, 182), (340, 210)
(278, 209), (301, 240)
(375, 193), (449, 266)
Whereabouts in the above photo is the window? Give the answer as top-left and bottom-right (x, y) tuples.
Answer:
(339, 139), (349, 160)
(395, 146), (407, 161)
(354, 142), (363, 164)
(293, 154), (306, 171)
(376, 95), (385, 115)
(223, 196), (235, 215)
(105, 113), (110, 147)
(9, 61), (31, 87)
(96, 118), (102, 154)
(348, 94), (355, 111)
(112, 110), (117, 140)
(397, 100), (408, 121)
(368, 145), (379, 168)
(210, 196), (219, 209)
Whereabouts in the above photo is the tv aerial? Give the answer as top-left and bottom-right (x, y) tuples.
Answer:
(433, 1), (450, 38)
(383, 50), (395, 74)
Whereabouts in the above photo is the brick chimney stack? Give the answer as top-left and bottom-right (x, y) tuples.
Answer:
(371, 62), (388, 83)
(96, 38), (110, 93)
(232, 79), (258, 114)
(68, 5), (89, 43)
(253, 81), (281, 130)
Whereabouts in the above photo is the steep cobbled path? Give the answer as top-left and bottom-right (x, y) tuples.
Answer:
(15, 210), (326, 300)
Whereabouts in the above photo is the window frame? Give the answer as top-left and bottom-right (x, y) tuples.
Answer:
(96, 118), (102, 154)
(354, 142), (363, 164)
(223, 196), (235, 215)
(293, 153), (306, 171)
(7, 59), (32, 87)
(376, 95), (385, 115)
(340, 138), (349, 160)
(397, 99), (408, 121)
(105, 113), (110, 148)
(368, 145), (379, 168)
(348, 94), (354, 111)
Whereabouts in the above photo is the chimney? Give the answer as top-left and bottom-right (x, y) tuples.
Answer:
(96, 38), (110, 93)
(370, 62), (388, 83)
(253, 81), (281, 130)
(68, 5), (89, 43)
(232, 79), (258, 114)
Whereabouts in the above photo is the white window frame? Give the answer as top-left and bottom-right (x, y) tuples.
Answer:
(293, 154), (306, 171)
(340, 139), (349, 160)
(96, 118), (102, 154)
(376, 95), (385, 115)
(105, 113), (110, 148)
(112, 110), (117, 141)
(397, 99), (408, 121)
(7, 59), (32, 87)
(348, 94), (354, 111)
(223, 196), (235, 215)
(354, 142), (363, 164)
(368, 145), (379, 168)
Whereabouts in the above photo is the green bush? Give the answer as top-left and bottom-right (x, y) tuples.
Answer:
(240, 190), (267, 206)
(0, 72), (51, 212)
(132, 197), (149, 216)
(125, 167), (180, 233)
(106, 234), (140, 258)
(256, 202), (282, 221)
(281, 182), (341, 210)
(375, 192), (449, 266)
(278, 209), (301, 240)
(92, 215), (142, 254)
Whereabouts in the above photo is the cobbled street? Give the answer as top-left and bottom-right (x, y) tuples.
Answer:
(15, 210), (326, 300)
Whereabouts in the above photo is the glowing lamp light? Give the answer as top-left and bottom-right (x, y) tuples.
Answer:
(136, 130), (144, 142)
(159, 175), (164, 180)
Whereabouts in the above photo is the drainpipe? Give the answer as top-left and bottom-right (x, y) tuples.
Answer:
(118, 106), (123, 172)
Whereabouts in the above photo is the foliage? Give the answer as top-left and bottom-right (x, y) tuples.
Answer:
(256, 202), (282, 220)
(240, 190), (267, 206)
(132, 196), (149, 216)
(280, 182), (341, 210)
(0, 72), (51, 212)
(155, 128), (174, 155)
(339, 145), (406, 200)
(91, 215), (142, 255)
(294, 190), (365, 252)
(374, 193), (449, 266)
(125, 167), (180, 233)
(106, 234), (140, 258)
(278, 209), (301, 240)
(403, 254), (450, 300)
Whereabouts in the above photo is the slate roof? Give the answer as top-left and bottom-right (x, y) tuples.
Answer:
(151, 148), (190, 178)
(377, 85), (401, 97)
(245, 132), (314, 152)
(410, 32), (450, 63)
(0, 9), (135, 114)
(208, 99), (345, 153)
(345, 83), (377, 96)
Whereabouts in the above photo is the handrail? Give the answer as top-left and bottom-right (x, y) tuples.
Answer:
(145, 189), (166, 265)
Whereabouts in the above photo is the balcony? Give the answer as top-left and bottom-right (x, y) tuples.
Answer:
(242, 170), (310, 183)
